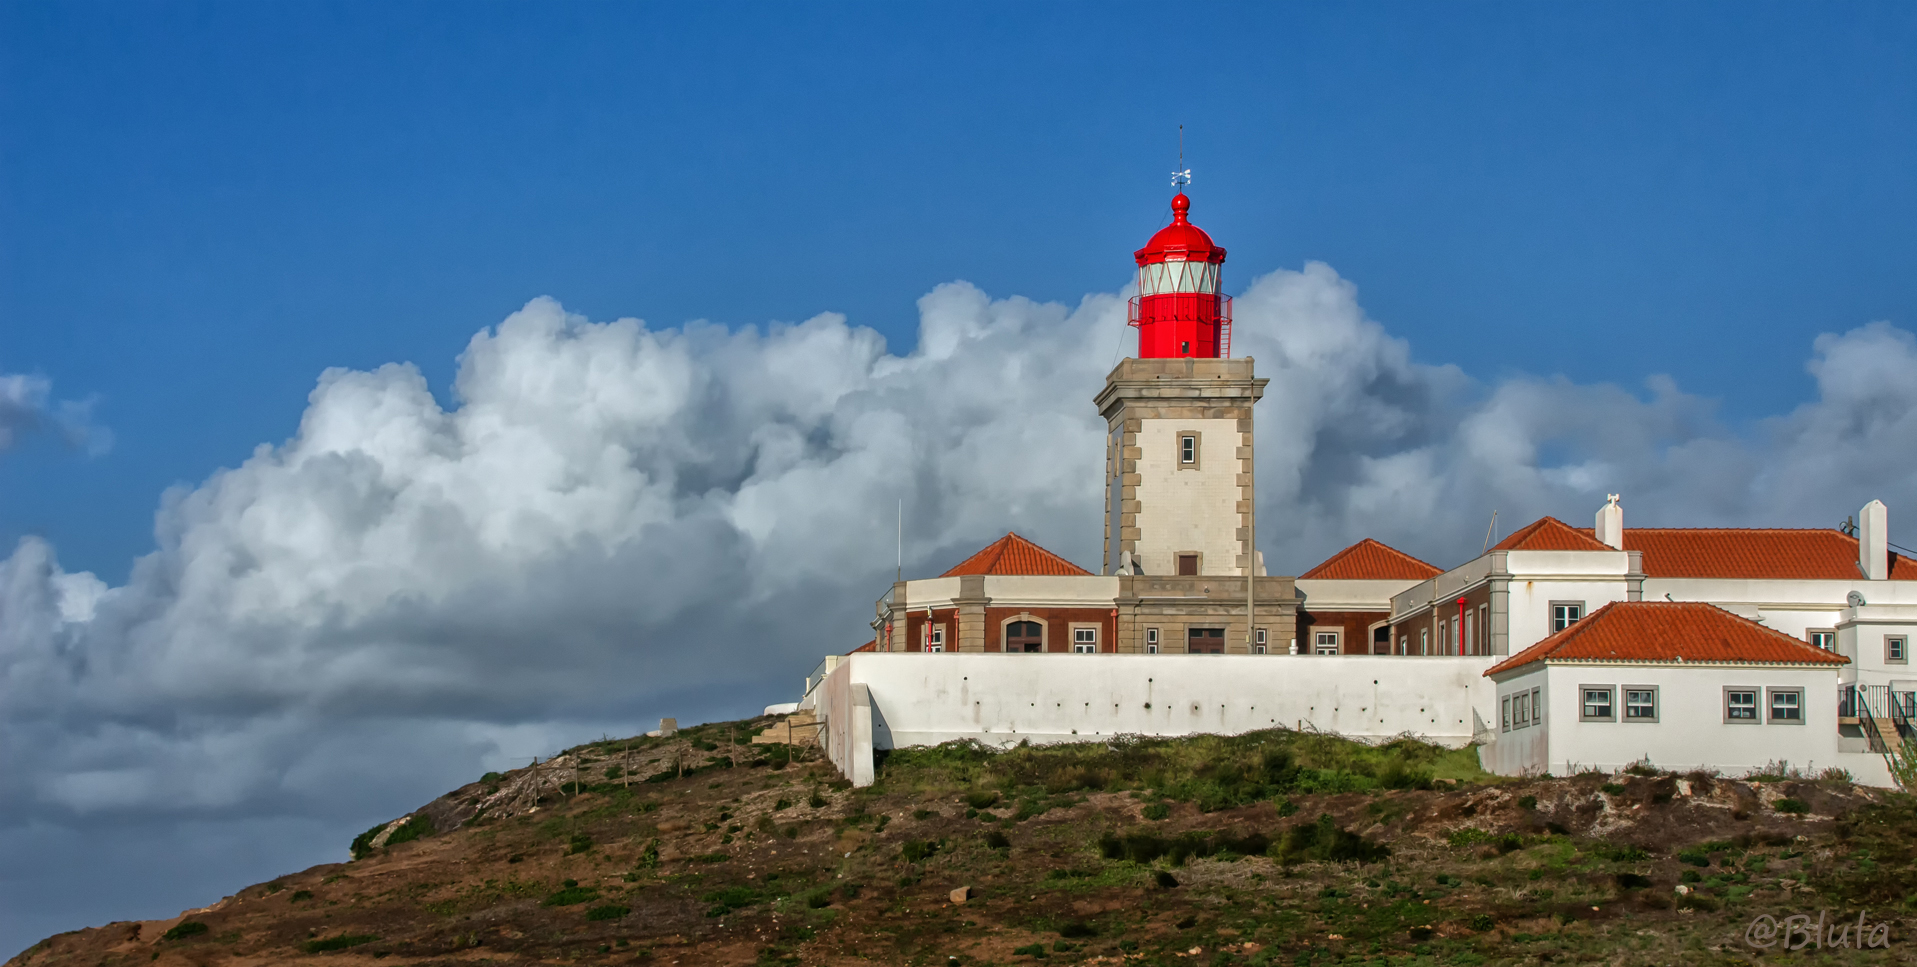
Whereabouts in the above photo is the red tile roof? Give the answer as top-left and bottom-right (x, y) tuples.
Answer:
(939, 533), (1093, 577)
(1485, 601), (1850, 677)
(848, 639), (876, 654)
(1299, 538), (1444, 581)
(1491, 516), (1615, 552)
(1572, 527), (1917, 581)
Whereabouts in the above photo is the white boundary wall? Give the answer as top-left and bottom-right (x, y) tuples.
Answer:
(819, 653), (1498, 786)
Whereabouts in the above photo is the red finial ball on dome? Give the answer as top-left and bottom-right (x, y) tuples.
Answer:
(1129, 193), (1231, 358)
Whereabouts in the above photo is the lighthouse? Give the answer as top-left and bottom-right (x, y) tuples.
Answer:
(1097, 190), (1268, 588)
(1130, 193), (1232, 358)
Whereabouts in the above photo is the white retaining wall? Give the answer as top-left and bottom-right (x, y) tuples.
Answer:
(818, 653), (1498, 786)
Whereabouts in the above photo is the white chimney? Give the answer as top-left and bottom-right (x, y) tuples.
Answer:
(1596, 494), (1624, 550)
(1859, 499), (1888, 580)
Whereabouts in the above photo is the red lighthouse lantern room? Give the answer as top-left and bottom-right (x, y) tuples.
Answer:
(1130, 193), (1231, 358)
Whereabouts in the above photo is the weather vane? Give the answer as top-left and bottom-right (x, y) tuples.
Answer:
(1171, 124), (1191, 190)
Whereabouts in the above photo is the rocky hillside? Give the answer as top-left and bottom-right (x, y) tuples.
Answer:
(9, 718), (1915, 966)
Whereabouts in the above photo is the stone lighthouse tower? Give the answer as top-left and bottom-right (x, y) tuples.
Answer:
(1097, 191), (1268, 584)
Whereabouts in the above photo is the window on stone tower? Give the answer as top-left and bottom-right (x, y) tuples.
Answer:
(1177, 554), (1199, 576)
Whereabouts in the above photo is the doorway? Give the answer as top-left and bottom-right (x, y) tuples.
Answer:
(1005, 620), (1044, 653)
(1187, 627), (1225, 654)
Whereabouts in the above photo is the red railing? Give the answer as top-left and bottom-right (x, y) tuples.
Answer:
(1128, 294), (1233, 358)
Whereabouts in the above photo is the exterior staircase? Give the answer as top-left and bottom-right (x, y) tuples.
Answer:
(753, 709), (822, 749)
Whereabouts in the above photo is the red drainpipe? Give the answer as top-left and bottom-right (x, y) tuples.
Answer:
(1457, 598), (1468, 656)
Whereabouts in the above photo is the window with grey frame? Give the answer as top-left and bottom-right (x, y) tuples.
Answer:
(1501, 696), (1511, 732)
(1807, 630), (1835, 651)
(1530, 687), (1542, 725)
(1889, 635), (1908, 664)
(1724, 687), (1759, 723)
(1768, 687), (1803, 724)
(1550, 601), (1584, 633)
(1623, 686), (1658, 722)
(1580, 686), (1614, 722)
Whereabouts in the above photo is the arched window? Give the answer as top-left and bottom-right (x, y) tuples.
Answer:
(1005, 620), (1044, 653)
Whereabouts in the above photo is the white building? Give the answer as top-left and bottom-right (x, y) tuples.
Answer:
(1481, 600), (1865, 780)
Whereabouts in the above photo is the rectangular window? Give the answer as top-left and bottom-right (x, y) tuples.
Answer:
(1531, 687), (1542, 725)
(1889, 636), (1908, 664)
(927, 625), (945, 653)
(1314, 631), (1340, 655)
(1808, 630), (1835, 651)
(1437, 619), (1449, 656)
(1724, 687), (1758, 723)
(1179, 435), (1197, 464)
(1768, 688), (1803, 724)
(1419, 629), (1428, 655)
(1187, 627), (1226, 654)
(1551, 602), (1584, 633)
(1145, 627), (1158, 652)
(1478, 604), (1489, 654)
(1580, 687), (1614, 722)
(1514, 691), (1529, 728)
(1177, 553), (1199, 576)
(1501, 696), (1511, 732)
(1624, 687), (1658, 722)
(1256, 628), (1267, 648)
(1072, 627), (1098, 654)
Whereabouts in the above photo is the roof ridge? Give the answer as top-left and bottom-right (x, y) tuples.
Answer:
(1485, 600), (1849, 677)
(1298, 538), (1442, 580)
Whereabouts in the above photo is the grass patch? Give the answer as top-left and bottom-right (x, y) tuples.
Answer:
(160, 921), (208, 941)
(585, 904), (631, 921)
(302, 934), (378, 953)
(541, 880), (601, 907)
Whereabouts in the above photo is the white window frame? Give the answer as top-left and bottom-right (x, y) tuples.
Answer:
(1807, 630), (1836, 652)
(1579, 686), (1614, 722)
(1623, 686), (1659, 723)
(1313, 630), (1340, 655)
(1144, 627), (1159, 654)
(927, 625), (945, 653)
(1177, 431), (1200, 469)
(1072, 626), (1098, 654)
(1767, 687), (1804, 725)
(1724, 686), (1759, 723)
(1254, 628), (1268, 655)
(1550, 601), (1584, 633)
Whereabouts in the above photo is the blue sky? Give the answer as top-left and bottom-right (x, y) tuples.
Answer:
(6, 3), (1916, 582)
(4, 2), (1917, 953)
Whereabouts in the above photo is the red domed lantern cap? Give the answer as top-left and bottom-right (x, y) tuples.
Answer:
(1134, 194), (1226, 267)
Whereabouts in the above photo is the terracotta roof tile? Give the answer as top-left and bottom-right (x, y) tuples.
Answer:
(1299, 538), (1444, 581)
(939, 533), (1093, 578)
(1484, 601), (1849, 677)
(1571, 526), (1917, 581)
(848, 639), (876, 654)
(1491, 516), (1615, 552)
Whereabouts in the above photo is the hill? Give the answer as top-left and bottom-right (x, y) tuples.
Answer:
(8, 717), (1914, 966)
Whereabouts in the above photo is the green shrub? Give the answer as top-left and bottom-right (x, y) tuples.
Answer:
(1588, 841), (1649, 862)
(479, 771), (503, 784)
(541, 881), (601, 907)
(161, 921), (209, 941)
(1774, 798), (1810, 814)
(1012, 942), (1048, 957)
(302, 934), (377, 953)
(912, 808), (934, 820)
(1271, 814), (1391, 864)
(1058, 921), (1097, 938)
(983, 830), (1011, 850)
(1141, 803), (1170, 821)
(1447, 829), (1523, 853)
(1517, 795), (1538, 810)
(1469, 913), (1495, 931)
(965, 790), (1001, 809)
(1601, 783), (1627, 795)
(804, 890), (832, 909)
(1615, 873), (1653, 890)
(900, 839), (942, 863)
(289, 890), (313, 902)
(566, 832), (594, 855)
(1677, 849), (1712, 867)
(585, 904), (630, 921)
(774, 798), (792, 811)
(808, 791), (828, 808)
(702, 885), (762, 914)
(380, 814), (436, 851)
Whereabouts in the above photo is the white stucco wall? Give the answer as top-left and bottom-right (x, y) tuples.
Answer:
(821, 653), (1498, 777)
(1486, 663), (1849, 779)
(1504, 578), (1633, 653)
(1482, 666), (1549, 777)
(1135, 419), (1241, 576)
(1296, 578), (1422, 611)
